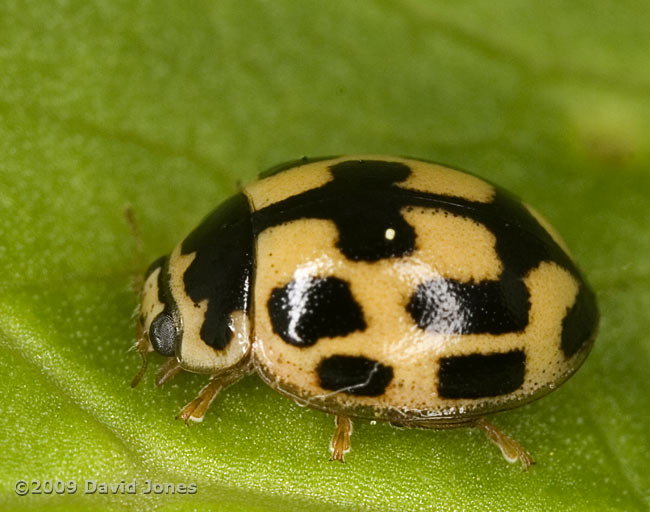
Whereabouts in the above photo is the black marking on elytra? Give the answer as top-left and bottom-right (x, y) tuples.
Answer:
(407, 273), (529, 335)
(254, 157), (596, 340)
(149, 256), (181, 357)
(258, 156), (336, 179)
(403, 188), (579, 278)
(268, 276), (366, 347)
(317, 355), (394, 396)
(438, 350), (526, 399)
(181, 193), (254, 350)
(254, 160), (415, 261)
(561, 284), (599, 357)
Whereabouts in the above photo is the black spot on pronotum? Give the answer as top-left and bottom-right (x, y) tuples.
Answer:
(438, 351), (526, 399)
(268, 276), (366, 347)
(181, 193), (254, 350)
(317, 355), (394, 396)
(561, 284), (599, 357)
(149, 313), (177, 357)
(407, 273), (529, 334)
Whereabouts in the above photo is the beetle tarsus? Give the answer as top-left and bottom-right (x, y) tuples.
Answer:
(330, 415), (352, 462)
(475, 417), (534, 471)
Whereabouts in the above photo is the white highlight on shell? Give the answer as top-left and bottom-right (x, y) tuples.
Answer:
(285, 256), (337, 344)
(390, 257), (439, 286)
(299, 362), (386, 406)
(384, 228), (396, 240)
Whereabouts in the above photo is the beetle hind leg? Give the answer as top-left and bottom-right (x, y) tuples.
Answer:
(475, 417), (534, 471)
(330, 416), (353, 462)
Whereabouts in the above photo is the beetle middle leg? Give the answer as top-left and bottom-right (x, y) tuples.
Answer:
(330, 416), (353, 462)
(474, 417), (534, 471)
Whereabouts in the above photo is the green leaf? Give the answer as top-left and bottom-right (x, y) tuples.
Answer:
(1, 1), (649, 510)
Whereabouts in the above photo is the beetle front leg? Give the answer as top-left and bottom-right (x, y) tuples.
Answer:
(330, 416), (353, 462)
(475, 417), (534, 471)
(177, 359), (252, 423)
(155, 357), (182, 386)
(177, 377), (223, 423)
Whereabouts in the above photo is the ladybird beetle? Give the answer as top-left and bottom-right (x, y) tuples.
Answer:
(132, 155), (598, 470)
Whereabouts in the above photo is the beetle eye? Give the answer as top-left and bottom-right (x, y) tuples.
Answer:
(149, 313), (178, 356)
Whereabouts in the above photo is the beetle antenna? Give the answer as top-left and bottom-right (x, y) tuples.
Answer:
(125, 205), (150, 387)
(124, 205), (145, 294)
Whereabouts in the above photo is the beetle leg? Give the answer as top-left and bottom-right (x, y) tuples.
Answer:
(155, 357), (182, 386)
(176, 360), (252, 424)
(177, 377), (222, 423)
(329, 416), (353, 462)
(475, 417), (534, 471)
